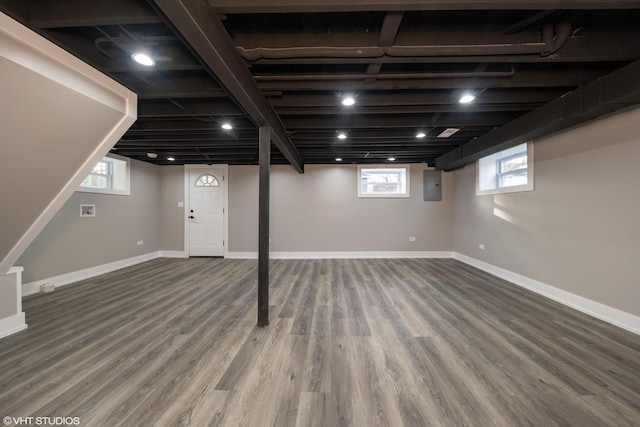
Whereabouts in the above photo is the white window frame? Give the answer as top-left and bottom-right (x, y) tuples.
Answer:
(77, 153), (130, 196)
(357, 164), (411, 198)
(476, 142), (534, 196)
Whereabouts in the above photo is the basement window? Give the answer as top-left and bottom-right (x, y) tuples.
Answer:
(476, 142), (534, 196)
(357, 164), (410, 198)
(78, 154), (130, 196)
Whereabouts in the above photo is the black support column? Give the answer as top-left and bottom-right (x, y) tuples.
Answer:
(257, 125), (271, 327)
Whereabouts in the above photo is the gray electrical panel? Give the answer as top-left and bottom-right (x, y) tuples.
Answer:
(423, 170), (442, 201)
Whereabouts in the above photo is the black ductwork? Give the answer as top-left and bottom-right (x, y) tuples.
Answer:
(541, 22), (571, 56)
(435, 59), (640, 171)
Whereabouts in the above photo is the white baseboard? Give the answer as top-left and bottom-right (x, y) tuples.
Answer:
(226, 252), (258, 259)
(22, 251), (162, 297)
(226, 251), (454, 260)
(453, 252), (640, 336)
(0, 312), (27, 339)
(159, 250), (188, 258)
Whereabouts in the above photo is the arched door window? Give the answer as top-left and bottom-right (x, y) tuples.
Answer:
(195, 174), (220, 187)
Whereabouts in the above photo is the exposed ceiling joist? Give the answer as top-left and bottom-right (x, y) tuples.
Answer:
(137, 99), (244, 117)
(289, 128), (486, 139)
(283, 112), (518, 129)
(502, 10), (556, 34)
(255, 68), (606, 91)
(436, 59), (640, 171)
(267, 90), (568, 107)
(208, 0), (640, 13)
(276, 104), (536, 115)
(152, 0), (304, 172)
(27, 0), (163, 28)
(2, 0), (639, 167)
(129, 118), (256, 131)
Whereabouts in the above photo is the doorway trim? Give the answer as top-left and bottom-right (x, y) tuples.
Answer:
(184, 164), (229, 258)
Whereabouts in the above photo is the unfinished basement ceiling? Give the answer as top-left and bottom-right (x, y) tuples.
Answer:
(2, 0), (640, 170)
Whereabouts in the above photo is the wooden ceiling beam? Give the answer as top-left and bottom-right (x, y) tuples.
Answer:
(152, 0), (304, 172)
(256, 68), (605, 91)
(137, 99), (244, 118)
(208, 0), (640, 14)
(283, 112), (518, 129)
(27, 0), (162, 28)
(267, 89), (568, 107)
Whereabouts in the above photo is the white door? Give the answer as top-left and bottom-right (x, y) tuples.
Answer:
(188, 167), (224, 256)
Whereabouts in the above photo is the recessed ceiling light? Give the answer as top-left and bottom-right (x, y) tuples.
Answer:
(335, 158), (343, 162)
(131, 52), (155, 67)
(221, 123), (233, 130)
(416, 131), (426, 138)
(146, 152), (158, 159)
(459, 92), (476, 104)
(341, 95), (356, 106)
(437, 128), (460, 138)
(337, 132), (347, 140)
(167, 156), (175, 161)
(387, 157), (396, 161)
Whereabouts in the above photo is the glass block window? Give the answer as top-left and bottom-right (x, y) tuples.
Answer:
(195, 174), (220, 187)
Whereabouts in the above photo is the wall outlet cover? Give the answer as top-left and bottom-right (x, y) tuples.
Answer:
(40, 283), (55, 293)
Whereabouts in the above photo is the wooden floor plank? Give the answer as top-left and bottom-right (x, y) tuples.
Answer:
(0, 258), (639, 426)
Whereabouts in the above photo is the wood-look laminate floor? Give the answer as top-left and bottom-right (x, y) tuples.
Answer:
(1, 258), (639, 427)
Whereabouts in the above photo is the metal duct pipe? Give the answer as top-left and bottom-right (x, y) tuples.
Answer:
(386, 44), (543, 56)
(239, 46), (385, 60)
(541, 22), (572, 56)
(238, 42), (548, 61)
(253, 67), (515, 81)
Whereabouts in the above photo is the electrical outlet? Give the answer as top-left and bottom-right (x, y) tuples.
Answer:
(409, 236), (416, 242)
(479, 243), (485, 250)
(40, 283), (55, 293)
(137, 240), (144, 246)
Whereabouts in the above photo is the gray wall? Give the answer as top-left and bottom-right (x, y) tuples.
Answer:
(160, 166), (185, 251)
(17, 159), (161, 284)
(228, 165), (258, 252)
(229, 164), (453, 252)
(453, 107), (640, 317)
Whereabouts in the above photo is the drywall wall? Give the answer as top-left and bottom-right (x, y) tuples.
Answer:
(16, 159), (161, 284)
(0, 12), (136, 275)
(227, 165), (259, 252)
(229, 163), (453, 253)
(160, 166), (186, 251)
(453, 107), (640, 317)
